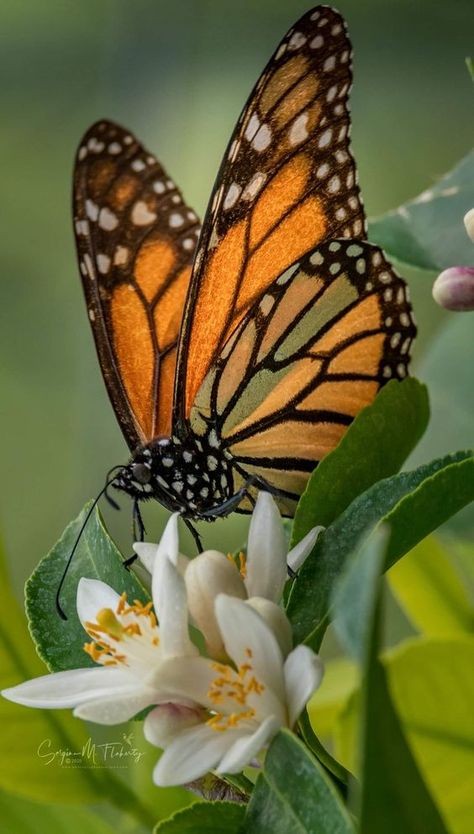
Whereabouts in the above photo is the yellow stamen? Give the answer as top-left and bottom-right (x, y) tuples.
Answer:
(123, 622), (142, 636)
(95, 608), (125, 639)
(116, 592), (127, 615)
(207, 707), (256, 732)
(83, 594), (159, 665)
(83, 641), (106, 662)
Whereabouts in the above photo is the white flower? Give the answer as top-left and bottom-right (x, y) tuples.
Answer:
(1, 516), (199, 724)
(134, 493), (323, 659)
(144, 595), (324, 786)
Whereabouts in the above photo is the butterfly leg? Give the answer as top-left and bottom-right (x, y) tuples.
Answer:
(184, 518), (203, 553)
(232, 462), (295, 503)
(200, 476), (263, 519)
(132, 499), (146, 541)
(123, 500), (146, 569)
(244, 490), (256, 508)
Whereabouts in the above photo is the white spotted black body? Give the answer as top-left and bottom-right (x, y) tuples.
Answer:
(114, 429), (235, 519)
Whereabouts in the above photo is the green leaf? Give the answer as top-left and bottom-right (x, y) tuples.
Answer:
(307, 658), (359, 739)
(333, 530), (449, 834)
(383, 453), (474, 569)
(25, 503), (149, 672)
(154, 801), (245, 833)
(0, 538), (103, 804)
(336, 637), (474, 834)
(291, 378), (429, 545)
(410, 315), (474, 536)
(387, 638), (474, 834)
(243, 729), (354, 834)
(369, 150), (474, 271)
(389, 536), (474, 636)
(287, 451), (474, 649)
(332, 529), (387, 664)
(466, 57), (474, 83)
(0, 788), (121, 834)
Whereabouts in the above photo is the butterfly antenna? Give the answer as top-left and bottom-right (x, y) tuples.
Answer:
(55, 473), (122, 621)
(104, 465), (124, 510)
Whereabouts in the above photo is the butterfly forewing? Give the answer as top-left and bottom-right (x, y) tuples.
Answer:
(176, 5), (366, 420)
(73, 120), (200, 449)
(190, 239), (416, 514)
(72, 6), (418, 525)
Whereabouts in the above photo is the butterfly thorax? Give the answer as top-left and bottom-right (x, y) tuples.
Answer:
(113, 431), (234, 518)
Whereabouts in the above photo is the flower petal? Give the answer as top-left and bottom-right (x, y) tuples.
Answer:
(1, 667), (133, 709)
(153, 723), (244, 786)
(147, 656), (216, 708)
(245, 598), (293, 657)
(215, 595), (285, 701)
(284, 645), (324, 727)
(73, 688), (156, 724)
(132, 542), (158, 574)
(76, 578), (121, 629)
(144, 703), (205, 748)
(157, 513), (180, 567)
(245, 493), (288, 602)
(287, 526), (324, 573)
(216, 714), (280, 774)
(152, 554), (197, 658)
(185, 550), (246, 658)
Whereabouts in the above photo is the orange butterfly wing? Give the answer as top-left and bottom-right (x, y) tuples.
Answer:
(73, 120), (200, 449)
(176, 6), (365, 421)
(190, 240), (416, 515)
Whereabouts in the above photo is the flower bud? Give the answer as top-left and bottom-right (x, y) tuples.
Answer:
(464, 208), (474, 243)
(184, 550), (246, 658)
(144, 703), (206, 748)
(245, 597), (293, 657)
(432, 266), (474, 311)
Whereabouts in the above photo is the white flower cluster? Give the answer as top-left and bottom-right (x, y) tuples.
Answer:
(2, 494), (324, 786)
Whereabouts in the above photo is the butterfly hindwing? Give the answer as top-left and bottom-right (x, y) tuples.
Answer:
(176, 5), (366, 421)
(73, 120), (200, 448)
(189, 239), (416, 514)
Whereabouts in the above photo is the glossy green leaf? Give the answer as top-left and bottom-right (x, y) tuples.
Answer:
(370, 150), (474, 271)
(287, 451), (474, 649)
(389, 536), (474, 636)
(243, 729), (354, 834)
(336, 638), (474, 834)
(291, 378), (429, 546)
(332, 529), (387, 664)
(387, 638), (474, 834)
(25, 503), (149, 672)
(154, 801), (245, 833)
(0, 539), (102, 803)
(333, 530), (449, 834)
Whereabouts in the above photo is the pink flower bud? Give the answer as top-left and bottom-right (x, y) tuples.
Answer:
(432, 266), (474, 311)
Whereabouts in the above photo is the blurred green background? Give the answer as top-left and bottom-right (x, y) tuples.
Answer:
(1, 0), (473, 593)
(1, 1), (473, 831)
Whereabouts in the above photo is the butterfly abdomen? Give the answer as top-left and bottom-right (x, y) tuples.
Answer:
(114, 431), (234, 518)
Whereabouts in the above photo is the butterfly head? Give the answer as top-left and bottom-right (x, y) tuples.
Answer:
(110, 433), (235, 518)
(112, 442), (168, 502)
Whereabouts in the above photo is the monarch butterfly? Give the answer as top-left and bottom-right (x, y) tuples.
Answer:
(73, 5), (416, 543)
